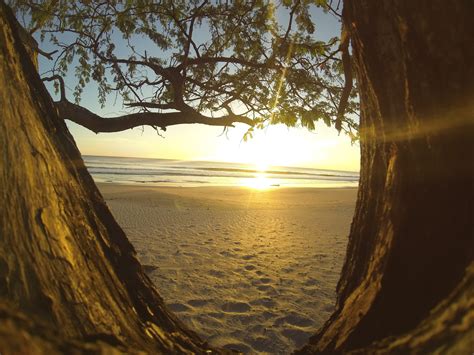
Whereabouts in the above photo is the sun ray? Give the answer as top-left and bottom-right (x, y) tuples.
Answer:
(270, 39), (294, 121)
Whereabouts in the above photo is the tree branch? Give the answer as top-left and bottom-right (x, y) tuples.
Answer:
(124, 101), (176, 110)
(181, 56), (281, 70)
(55, 100), (254, 133)
(335, 22), (353, 132)
(42, 75), (66, 101)
(283, 0), (299, 41)
(41, 73), (254, 133)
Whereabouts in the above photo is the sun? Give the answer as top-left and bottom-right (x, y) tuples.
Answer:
(241, 173), (278, 190)
(255, 160), (269, 172)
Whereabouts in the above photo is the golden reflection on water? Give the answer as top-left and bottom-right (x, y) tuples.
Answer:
(240, 173), (280, 190)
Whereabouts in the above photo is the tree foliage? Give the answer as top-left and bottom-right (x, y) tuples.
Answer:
(10, 0), (358, 139)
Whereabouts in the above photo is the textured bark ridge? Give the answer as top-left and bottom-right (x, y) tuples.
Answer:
(0, 3), (212, 353)
(299, 1), (474, 353)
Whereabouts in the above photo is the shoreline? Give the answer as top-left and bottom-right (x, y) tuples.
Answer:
(97, 181), (359, 192)
(85, 155), (359, 189)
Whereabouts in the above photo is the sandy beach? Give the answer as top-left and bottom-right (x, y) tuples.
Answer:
(98, 183), (357, 354)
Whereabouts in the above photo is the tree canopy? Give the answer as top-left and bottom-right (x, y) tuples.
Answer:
(10, 0), (358, 140)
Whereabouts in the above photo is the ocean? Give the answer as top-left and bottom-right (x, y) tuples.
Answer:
(83, 155), (359, 188)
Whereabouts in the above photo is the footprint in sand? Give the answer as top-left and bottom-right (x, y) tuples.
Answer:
(231, 314), (253, 325)
(187, 299), (209, 307)
(182, 251), (197, 257)
(250, 297), (277, 308)
(207, 312), (225, 319)
(221, 301), (251, 313)
(208, 269), (225, 277)
(248, 324), (265, 333)
(256, 285), (277, 295)
(260, 310), (277, 320)
(219, 250), (236, 257)
(244, 265), (256, 271)
(222, 343), (252, 353)
(251, 277), (273, 287)
(142, 264), (158, 274)
(322, 303), (335, 312)
(250, 336), (272, 352)
(259, 277), (273, 284)
(274, 313), (314, 327)
(241, 254), (256, 260)
(302, 286), (320, 296)
(209, 334), (252, 353)
(303, 278), (320, 286)
(167, 302), (191, 313)
(281, 328), (313, 347)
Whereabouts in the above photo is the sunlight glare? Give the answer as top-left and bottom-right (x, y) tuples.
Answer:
(241, 173), (277, 190)
(255, 160), (269, 172)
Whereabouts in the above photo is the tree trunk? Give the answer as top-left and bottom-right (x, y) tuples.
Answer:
(299, 1), (474, 353)
(0, 3), (212, 353)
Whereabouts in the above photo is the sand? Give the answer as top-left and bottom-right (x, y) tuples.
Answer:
(98, 183), (357, 354)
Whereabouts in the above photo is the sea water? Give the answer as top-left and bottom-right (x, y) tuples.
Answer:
(83, 155), (359, 188)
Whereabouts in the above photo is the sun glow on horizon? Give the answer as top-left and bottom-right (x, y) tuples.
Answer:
(255, 160), (270, 172)
(70, 121), (360, 173)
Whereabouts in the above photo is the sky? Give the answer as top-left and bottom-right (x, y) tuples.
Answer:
(38, 3), (360, 172)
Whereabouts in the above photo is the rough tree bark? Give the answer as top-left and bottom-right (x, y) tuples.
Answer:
(0, 3), (213, 353)
(299, 1), (474, 353)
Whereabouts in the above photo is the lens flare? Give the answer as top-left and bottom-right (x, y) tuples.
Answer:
(241, 173), (277, 190)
